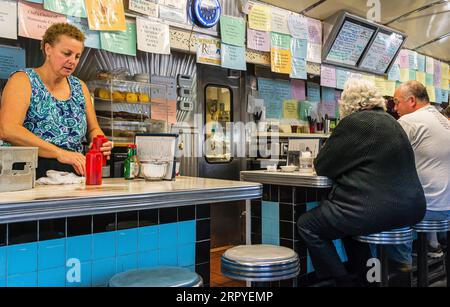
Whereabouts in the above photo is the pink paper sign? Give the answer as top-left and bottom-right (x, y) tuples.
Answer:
(320, 65), (337, 88)
(398, 49), (409, 69)
(18, 0), (67, 40)
(292, 80), (306, 100)
(247, 28), (270, 52)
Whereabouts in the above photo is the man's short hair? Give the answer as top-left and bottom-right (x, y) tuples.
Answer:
(401, 81), (430, 103)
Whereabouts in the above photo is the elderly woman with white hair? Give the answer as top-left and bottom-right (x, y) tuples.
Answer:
(296, 79), (426, 286)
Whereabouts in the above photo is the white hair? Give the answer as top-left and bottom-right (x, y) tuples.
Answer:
(339, 79), (386, 118)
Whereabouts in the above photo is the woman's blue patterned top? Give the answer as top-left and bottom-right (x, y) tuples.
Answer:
(19, 68), (87, 153)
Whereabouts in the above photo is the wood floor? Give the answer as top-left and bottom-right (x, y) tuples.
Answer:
(210, 247), (246, 287)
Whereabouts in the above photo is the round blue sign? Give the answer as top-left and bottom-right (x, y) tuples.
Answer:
(191, 0), (221, 28)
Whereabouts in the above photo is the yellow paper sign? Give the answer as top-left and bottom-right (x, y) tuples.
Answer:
(271, 48), (291, 74)
(248, 4), (270, 32)
(283, 100), (298, 119)
(441, 78), (449, 91)
(426, 86), (436, 102)
(416, 71), (426, 85)
(377, 80), (396, 97)
(399, 68), (409, 82)
(85, 0), (126, 31)
(362, 74), (375, 85)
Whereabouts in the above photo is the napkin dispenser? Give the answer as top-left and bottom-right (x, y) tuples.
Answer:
(0, 147), (38, 192)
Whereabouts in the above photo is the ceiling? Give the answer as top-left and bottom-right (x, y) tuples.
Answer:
(260, 0), (450, 61)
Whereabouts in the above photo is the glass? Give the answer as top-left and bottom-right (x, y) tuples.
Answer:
(299, 150), (314, 174)
(205, 85), (233, 163)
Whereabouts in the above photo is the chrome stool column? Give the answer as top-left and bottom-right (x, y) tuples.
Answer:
(413, 219), (450, 287)
(221, 244), (300, 286)
(109, 266), (203, 287)
(355, 227), (414, 287)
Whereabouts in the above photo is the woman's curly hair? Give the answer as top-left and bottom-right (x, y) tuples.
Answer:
(339, 79), (387, 118)
(41, 23), (85, 56)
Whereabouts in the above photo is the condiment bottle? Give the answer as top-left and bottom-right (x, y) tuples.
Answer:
(124, 144), (139, 180)
(86, 138), (103, 185)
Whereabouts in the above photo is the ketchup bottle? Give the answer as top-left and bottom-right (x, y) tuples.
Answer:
(93, 135), (108, 166)
(86, 136), (103, 185)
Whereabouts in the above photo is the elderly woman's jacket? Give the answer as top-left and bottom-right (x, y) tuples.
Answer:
(315, 108), (426, 235)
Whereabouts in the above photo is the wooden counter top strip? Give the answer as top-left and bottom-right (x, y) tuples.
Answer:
(240, 170), (333, 188)
(0, 177), (262, 223)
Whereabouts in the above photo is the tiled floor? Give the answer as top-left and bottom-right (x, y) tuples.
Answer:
(210, 247), (246, 287)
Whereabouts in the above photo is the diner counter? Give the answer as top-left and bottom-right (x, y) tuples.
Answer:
(240, 170), (332, 188)
(0, 176), (262, 223)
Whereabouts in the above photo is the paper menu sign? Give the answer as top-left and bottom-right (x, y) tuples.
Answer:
(270, 32), (291, 50)
(416, 71), (426, 85)
(307, 82), (320, 102)
(271, 48), (291, 74)
(0, 45), (26, 79)
(159, 1), (186, 23)
(100, 21), (137, 56)
(288, 13), (308, 39)
(220, 16), (246, 47)
(336, 68), (350, 90)
(291, 38), (307, 59)
(221, 43), (246, 71)
(291, 80), (306, 100)
(426, 86), (436, 102)
(128, 0), (159, 17)
(0, 1), (17, 40)
(44, 0), (87, 18)
(434, 60), (442, 87)
(408, 50), (418, 70)
(307, 43), (321, 64)
(425, 73), (433, 86)
(248, 4), (270, 32)
(290, 57), (306, 80)
(417, 54), (425, 72)
(388, 64), (401, 81)
(67, 17), (100, 49)
(426, 56), (434, 74)
(162, 0), (184, 9)
(18, 0), (67, 40)
(307, 17), (322, 44)
(136, 17), (170, 55)
(247, 28), (270, 52)
(320, 65), (336, 88)
(398, 49), (409, 69)
(320, 100), (337, 118)
(283, 100), (299, 119)
(271, 8), (289, 35)
(85, 0), (126, 31)
(399, 69), (409, 82)
(435, 88), (442, 104)
(197, 36), (221, 66)
(258, 78), (292, 119)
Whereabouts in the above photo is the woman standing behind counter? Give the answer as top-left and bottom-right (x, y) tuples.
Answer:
(0, 23), (112, 178)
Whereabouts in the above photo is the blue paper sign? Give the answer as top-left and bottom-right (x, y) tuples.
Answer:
(435, 88), (442, 104)
(322, 87), (335, 102)
(67, 17), (100, 49)
(336, 69), (350, 90)
(417, 54), (425, 72)
(290, 57), (307, 79)
(291, 38), (307, 59)
(258, 78), (292, 119)
(0, 45), (26, 79)
(388, 64), (401, 81)
(307, 82), (321, 102)
(221, 43), (246, 71)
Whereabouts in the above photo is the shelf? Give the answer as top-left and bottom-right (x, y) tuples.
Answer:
(254, 132), (331, 138)
(94, 97), (153, 105)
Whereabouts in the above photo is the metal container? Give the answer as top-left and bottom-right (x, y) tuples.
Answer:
(0, 147), (38, 192)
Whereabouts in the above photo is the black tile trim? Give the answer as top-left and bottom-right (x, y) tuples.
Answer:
(0, 224), (6, 246)
(196, 219), (211, 242)
(196, 204), (210, 220)
(93, 213), (116, 233)
(178, 205), (195, 222)
(39, 218), (66, 241)
(67, 216), (92, 237)
(8, 221), (38, 245)
(159, 207), (178, 224)
(195, 240), (210, 264)
(117, 211), (138, 230)
(138, 209), (158, 227)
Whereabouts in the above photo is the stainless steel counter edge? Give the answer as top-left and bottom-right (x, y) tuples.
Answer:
(240, 171), (333, 188)
(0, 186), (262, 224)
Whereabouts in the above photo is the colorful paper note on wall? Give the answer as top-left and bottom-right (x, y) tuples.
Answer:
(220, 16), (245, 47)
(320, 100), (337, 118)
(299, 101), (314, 121)
(18, 0), (67, 40)
(100, 21), (137, 56)
(271, 48), (291, 74)
(197, 36), (221, 66)
(307, 43), (321, 64)
(271, 8), (289, 35)
(288, 13), (308, 40)
(0, 1), (18, 40)
(362, 74), (375, 85)
(258, 78), (292, 119)
(247, 28), (270, 52)
(283, 100), (299, 119)
(409, 69), (416, 81)
(307, 82), (320, 102)
(322, 87), (335, 102)
(440, 89), (448, 103)
(425, 73), (433, 86)
(398, 49), (409, 69)
(248, 4), (270, 32)
(136, 18), (170, 55)
(128, 0), (159, 17)
(417, 54), (425, 72)
(416, 71), (426, 85)
(388, 64), (401, 81)
(67, 17), (100, 49)
(434, 60), (442, 87)
(221, 43), (246, 71)
(408, 50), (418, 70)
(307, 17), (322, 44)
(290, 57), (306, 79)
(291, 38), (307, 59)
(271, 32), (291, 50)
(426, 86), (436, 102)
(399, 69), (409, 82)
(336, 69), (350, 90)
(320, 65), (336, 88)
(0, 45), (25, 79)
(292, 80), (306, 100)
(44, 0), (87, 18)
(85, 0), (126, 31)
(435, 88), (442, 104)
(426, 56), (434, 74)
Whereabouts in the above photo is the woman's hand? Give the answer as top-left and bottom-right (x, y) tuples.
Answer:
(100, 140), (113, 160)
(56, 149), (86, 176)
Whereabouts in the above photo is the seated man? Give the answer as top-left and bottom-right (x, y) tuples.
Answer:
(296, 79), (426, 286)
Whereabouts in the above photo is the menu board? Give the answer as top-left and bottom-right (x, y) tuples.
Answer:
(359, 31), (404, 74)
(325, 19), (376, 66)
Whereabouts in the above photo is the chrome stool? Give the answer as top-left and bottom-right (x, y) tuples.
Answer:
(221, 244), (300, 286)
(413, 219), (450, 287)
(109, 266), (203, 287)
(355, 227), (414, 287)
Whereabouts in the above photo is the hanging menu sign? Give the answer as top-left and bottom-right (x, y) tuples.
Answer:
(325, 20), (375, 66)
(0, 0), (17, 40)
(85, 0), (126, 31)
(43, 0), (87, 18)
(136, 17), (170, 55)
(128, 0), (158, 17)
(359, 31), (403, 74)
(247, 28), (270, 52)
(0, 45), (25, 79)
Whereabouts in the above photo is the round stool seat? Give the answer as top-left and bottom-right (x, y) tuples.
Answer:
(221, 244), (300, 282)
(355, 227), (414, 245)
(413, 220), (450, 232)
(109, 267), (203, 287)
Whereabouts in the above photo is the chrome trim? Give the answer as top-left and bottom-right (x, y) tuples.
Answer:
(413, 220), (450, 232)
(355, 228), (414, 245)
(240, 171), (332, 188)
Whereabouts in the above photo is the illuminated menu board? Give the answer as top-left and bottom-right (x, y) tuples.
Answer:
(325, 19), (376, 66)
(359, 31), (404, 74)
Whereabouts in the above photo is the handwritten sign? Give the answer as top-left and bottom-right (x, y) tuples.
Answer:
(307, 82), (321, 102)
(85, 0), (126, 31)
(307, 43), (321, 64)
(197, 36), (221, 66)
(44, 0), (87, 18)
(425, 73), (433, 86)
(408, 50), (418, 70)
(434, 60), (442, 87)
(417, 54), (425, 72)
(320, 100), (337, 118)
(247, 28), (270, 52)
(220, 16), (245, 47)
(270, 32), (291, 50)
(0, 1), (17, 40)
(136, 18), (170, 55)
(416, 71), (426, 85)
(360, 32), (403, 74)
(397, 49), (409, 69)
(320, 65), (336, 88)
(258, 78), (290, 119)
(271, 8), (289, 34)
(388, 64), (401, 81)
(399, 69), (409, 82)
(67, 17), (100, 49)
(0, 46), (25, 79)
(18, 0), (67, 40)
(292, 80), (306, 100)
(426, 56), (434, 74)
(336, 68), (350, 90)
(283, 100), (299, 119)
(271, 48), (291, 74)
(248, 4), (270, 32)
(288, 13), (307, 39)
(307, 17), (322, 44)
(221, 43), (246, 71)
(128, 0), (158, 17)
(426, 86), (436, 102)
(100, 20), (137, 56)
(291, 38), (307, 59)
(290, 57), (307, 79)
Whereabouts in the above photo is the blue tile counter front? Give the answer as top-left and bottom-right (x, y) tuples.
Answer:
(0, 204), (211, 287)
